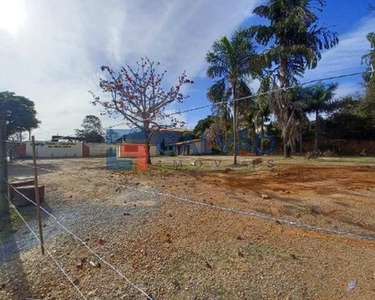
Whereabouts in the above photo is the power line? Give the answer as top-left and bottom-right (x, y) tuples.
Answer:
(104, 70), (373, 130)
(7, 182), (153, 300)
(12, 161), (375, 242)
(6, 196), (88, 300)
(37, 127), (56, 135)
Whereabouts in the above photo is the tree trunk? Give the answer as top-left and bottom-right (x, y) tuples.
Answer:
(146, 143), (151, 165)
(252, 125), (257, 155)
(314, 110), (319, 154)
(232, 85), (238, 165)
(299, 129), (303, 153)
(0, 118), (9, 222)
(144, 122), (152, 165)
(284, 137), (291, 158)
(280, 55), (291, 158)
(260, 115), (264, 151)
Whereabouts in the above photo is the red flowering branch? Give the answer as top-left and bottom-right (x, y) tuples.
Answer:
(89, 57), (193, 164)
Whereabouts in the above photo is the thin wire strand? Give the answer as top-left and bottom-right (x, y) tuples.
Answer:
(7, 180), (153, 300)
(0, 140), (22, 144)
(6, 197), (88, 300)
(112, 180), (375, 241)
(104, 70), (373, 129)
(12, 161), (375, 242)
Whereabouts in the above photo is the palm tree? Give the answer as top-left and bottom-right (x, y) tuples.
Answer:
(237, 82), (256, 153)
(206, 30), (259, 164)
(249, 0), (339, 157)
(206, 80), (231, 132)
(361, 32), (375, 126)
(362, 32), (375, 82)
(289, 86), (312, 153)
(239, 80), (271, 154)
(254, 78), (272, 151)
(305, 83), (338, 154)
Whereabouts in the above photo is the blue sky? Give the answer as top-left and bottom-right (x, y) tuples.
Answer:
(183, 0), (374, 128)
(0, 0), (374, 140)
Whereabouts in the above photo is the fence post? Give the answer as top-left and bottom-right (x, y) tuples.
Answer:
(0, 117), (9, 227)
(32, 136), (45, 255)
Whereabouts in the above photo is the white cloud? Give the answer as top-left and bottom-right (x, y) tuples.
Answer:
(303, 16), (374, 96)
(3, 0), (370, 138)
(0, 0), (261, 140)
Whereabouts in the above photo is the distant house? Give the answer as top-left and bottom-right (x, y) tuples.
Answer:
(167, 138), (214, 156)
(116, 128), (188, 157)
(51, 135), (84, 142)
(115, 128), (185, 146)
(115, 130), (147, 144)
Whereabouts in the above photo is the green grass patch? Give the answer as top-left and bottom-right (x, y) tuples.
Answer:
(0, 206), (30, 240)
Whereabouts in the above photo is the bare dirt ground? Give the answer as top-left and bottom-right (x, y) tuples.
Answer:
(1, 156), (375, 299)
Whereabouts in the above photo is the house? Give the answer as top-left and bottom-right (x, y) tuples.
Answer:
(167, 138), (214, 156)
(115, 128), (188, 157)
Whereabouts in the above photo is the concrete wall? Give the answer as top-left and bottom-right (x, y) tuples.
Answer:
(16, 141), (156, 158)
(24, 142), (83, 158)
(85, 143), (108, 157)
(150, 146), (159, 157)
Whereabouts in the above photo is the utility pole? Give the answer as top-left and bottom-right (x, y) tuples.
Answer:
(0, 116), (9, 224)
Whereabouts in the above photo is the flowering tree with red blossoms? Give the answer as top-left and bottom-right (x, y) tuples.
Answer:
(90, 57), (193, 164)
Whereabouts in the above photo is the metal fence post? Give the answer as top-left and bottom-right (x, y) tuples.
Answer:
(32, 136), (45, 255)
(0, 117), (9, 226)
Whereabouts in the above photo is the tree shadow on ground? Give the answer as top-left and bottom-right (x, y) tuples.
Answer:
(0, 208), (33, 299)
(8, 160), (61, 178)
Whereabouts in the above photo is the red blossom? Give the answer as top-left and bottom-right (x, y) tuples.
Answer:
(90, 57), (194, 144)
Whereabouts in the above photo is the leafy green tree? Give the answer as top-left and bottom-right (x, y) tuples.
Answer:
(237, 82), (258, 153)
(206, 79), (231, 132)
(206, 30), (259, 164)
(180, 131), (196, 142)
(105, 129), (119, 144)
(330, 94), (362, 116)
(362, 32), (375, 82)
(283, 86), (311, 153)
(254, 81), (271, 138)
(0, 91), (40, 138)
(249, 0), (339, 157)
(193, 115), (214, 138)
(75, 115), (104, 143)
(360, 31), (375, 128)
(305, 83), (338, 153)
(324, 95), (374, 140)
(321, 93), (375, 141)
(360, 81), (375, 129)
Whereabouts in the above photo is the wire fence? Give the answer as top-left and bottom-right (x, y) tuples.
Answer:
(4, 152), (375, 299)
(5, 193), (88, 300)
(4, 177), (153, 300)
(3, 69), (375, 297)
(12, 160), (375, 242)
